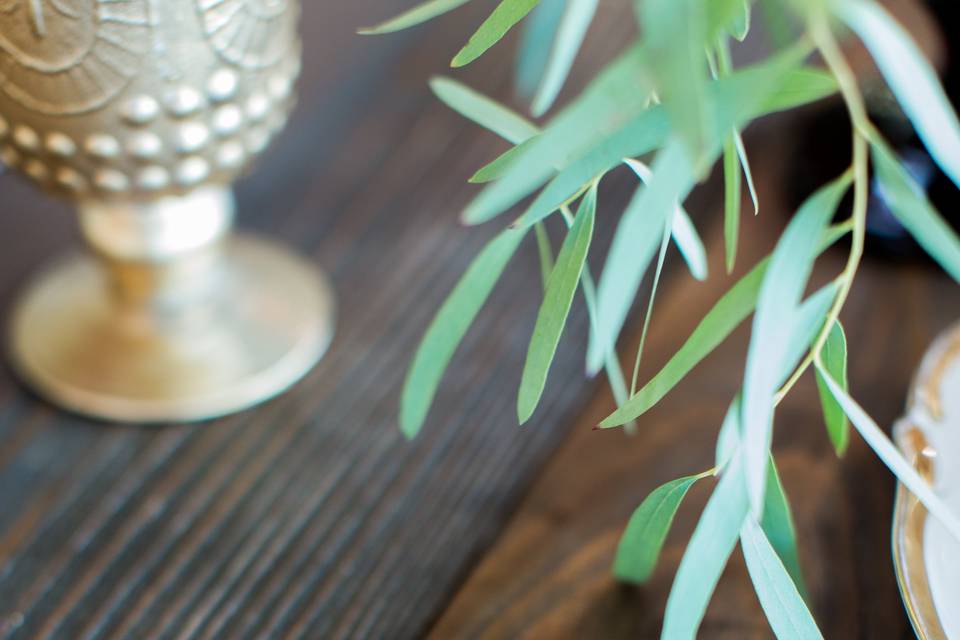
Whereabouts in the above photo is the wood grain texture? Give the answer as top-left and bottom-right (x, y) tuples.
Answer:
(0, 2), (640, 639)
(431, 134), (960, 640)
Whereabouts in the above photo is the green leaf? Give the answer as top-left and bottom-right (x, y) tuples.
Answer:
(741, 518), (824, 639)
(614, 470), (713, 583)
(638, 0), (743, 156)
(629, 202), (673, 393)
(588, 141), (695, 376)
(461, 43), (650, 224)
(816, 363), (960, 542)
(661, 456), (749, 640)
(727, 0), (751, 41)
(814, 320), (850, 456)
(871, 138), (960, 283)
(742, 173), (850, 517)
(506, 62), (835, 230)
(401, 227), (527, 437)
(837, 0), (960, 190)
(518, 184), (596, 423)
(530, 0), (598, 116)
(761, 459), (809, 601)
(515, 0), (567, 100)
(600, 259), (768, 428)
(671, 207), (709, 281)
(534, 221), (554, 290)
(358, 0), (473, 34)
(723, 134), (742, 274)
(734, 131), (759, 215)
(715, 395), (742, 468)
(430, 77), (539, 144)
(470, 142), (532, 183)
(452, 0), (541, 68)
(776, 281), (839, 388)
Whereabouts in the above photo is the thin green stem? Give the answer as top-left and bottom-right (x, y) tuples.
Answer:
(775, 14), (870, 406)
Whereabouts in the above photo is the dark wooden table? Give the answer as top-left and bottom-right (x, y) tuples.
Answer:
(0, 2), (955, 639)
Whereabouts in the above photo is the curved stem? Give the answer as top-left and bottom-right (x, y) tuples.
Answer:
(774, 13), (870, 405)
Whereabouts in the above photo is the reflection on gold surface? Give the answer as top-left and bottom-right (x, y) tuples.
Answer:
(893, 323), (960, 639)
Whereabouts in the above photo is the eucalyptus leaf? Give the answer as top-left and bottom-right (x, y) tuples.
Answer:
(723, 134), (742, 274)
(777, 281), (840, 389)
(727, 0), (751, 41)
(630, 206), (674, 393)
(430, 77), (538, 144)
(715, 395), (742, 469)
(741, 518), (824, 639)
(531, 0), (599, 116)
(452, 0), (541, 68)
(599, 259), (768, 428)
(589, 140), (695, 378)
(534, 222), (554, 290)
(762, 459), (809, 601)
(734, 131), (759, 215)
(518, 184), (596, 424)
(817, 364), (960, 542)
(462, 44), (650, 224)
(614, 470), (713, 584)
(671, 207), (709, 282)
(515, 0), (566, 100)
(661, 455), (749, 640)
(401, 227), (527, 438)
(742, 173), (850, 517)
(507, 63), (835, 230)
(871, 138), (960, 283)
(837, 0), (960, 190)
(814, 320), (850, 456)
(470, 142), (532, 183)
(358, 0), (473, 34)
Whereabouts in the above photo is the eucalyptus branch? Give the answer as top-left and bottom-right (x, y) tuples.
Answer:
(774, 15), (870, 406)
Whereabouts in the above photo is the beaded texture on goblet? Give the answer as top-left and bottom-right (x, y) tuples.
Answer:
(0, 0), (301, 199)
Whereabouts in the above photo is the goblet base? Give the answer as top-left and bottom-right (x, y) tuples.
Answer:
(8, 234), (334, 424)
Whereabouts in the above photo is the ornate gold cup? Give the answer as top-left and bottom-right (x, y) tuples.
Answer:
(0, 0), (334, 422)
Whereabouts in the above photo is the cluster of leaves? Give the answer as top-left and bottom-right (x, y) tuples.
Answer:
(363, 0), (960, 636)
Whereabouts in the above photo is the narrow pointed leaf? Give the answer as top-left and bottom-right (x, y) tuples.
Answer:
(741, 518), (824, 639)
(814, 320), (850, 456)
(817, 365), (960, 543)
(507, 63), (834, 230)
(515, 0), (566, 99)
(600, 258), (768, 428)
(452, 0), (542, 68)
(742, 173), (850, 517)
(734, 131), (759, 214)
(716, 395), (742, 469)
(588, 140), (694, 376)
(837, 0), (960, 190)
(430, 77), (538, 144)
(401, 228), (527, 437)
(728, 0), (751, 41)
(470, 142), (533, 183)
(534, 222), (554, 289)
(661, 456), (749, 640)
(358, 0), (472, 34)
(518, 184), (596, 423)
(614, 471), (713, 583)
(723, 134), (742, 273)
(531, 0), (599, 116)
(777, 282), (840, 389)
(630, 210), (673, 393)
(671, 206), (709, 281)
(871, 138), (960, 283)
(762, 459), (809, 601)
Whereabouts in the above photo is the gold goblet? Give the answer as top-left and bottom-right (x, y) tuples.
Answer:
(0, 0), (333, 422)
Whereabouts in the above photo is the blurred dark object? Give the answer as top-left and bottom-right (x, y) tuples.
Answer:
(789, 0), (959, 262)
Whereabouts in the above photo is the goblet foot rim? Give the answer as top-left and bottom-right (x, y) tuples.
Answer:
(8, 234), (334, 424)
